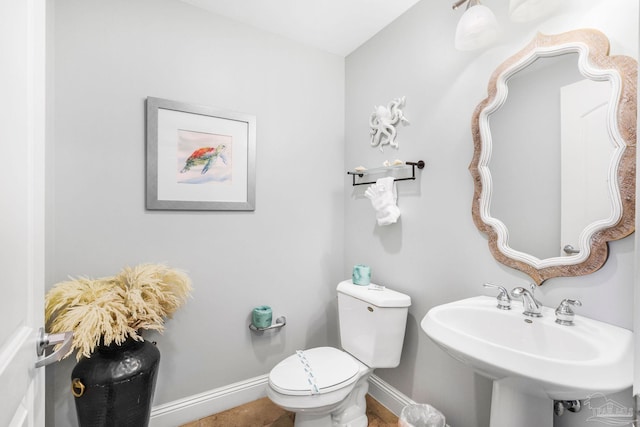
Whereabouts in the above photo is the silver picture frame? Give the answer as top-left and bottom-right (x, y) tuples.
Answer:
(146, 97), (256, 211)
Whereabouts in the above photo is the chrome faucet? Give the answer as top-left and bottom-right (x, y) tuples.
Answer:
(555, 299), (582, 326)
(511, 284), (543, 317)
(483, 283), (511, 310)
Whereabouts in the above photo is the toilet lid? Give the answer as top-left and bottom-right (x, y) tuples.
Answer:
(269, 347), (360, 396)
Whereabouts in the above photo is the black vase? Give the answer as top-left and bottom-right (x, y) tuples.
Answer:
(71, 337), (161, 427)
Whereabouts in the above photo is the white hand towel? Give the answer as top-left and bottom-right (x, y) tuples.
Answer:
(364, 176), (400, 226)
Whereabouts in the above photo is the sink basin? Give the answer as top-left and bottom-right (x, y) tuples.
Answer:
(421, 296), (632, 427)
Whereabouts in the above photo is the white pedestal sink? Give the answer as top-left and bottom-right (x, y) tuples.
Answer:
(421, 296), (632, 427)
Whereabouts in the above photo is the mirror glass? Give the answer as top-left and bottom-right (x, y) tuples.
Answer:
(470, 29), (636, 284)
(489, 53), (614, 260)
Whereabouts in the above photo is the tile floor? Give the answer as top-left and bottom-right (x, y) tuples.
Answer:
(180, 394), (399, 427)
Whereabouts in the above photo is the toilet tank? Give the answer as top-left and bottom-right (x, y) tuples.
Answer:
(337, 280), (411, 368)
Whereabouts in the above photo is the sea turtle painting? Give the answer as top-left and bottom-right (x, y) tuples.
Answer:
(180, 144), (227, 175)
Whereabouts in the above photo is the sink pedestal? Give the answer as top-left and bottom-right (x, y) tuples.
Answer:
(490, 380), (552, 427)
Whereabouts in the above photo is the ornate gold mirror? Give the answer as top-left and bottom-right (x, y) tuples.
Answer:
(470, 29), (636, 284)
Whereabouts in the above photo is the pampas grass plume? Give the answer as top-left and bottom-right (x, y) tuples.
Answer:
(45, 263), (192, 360)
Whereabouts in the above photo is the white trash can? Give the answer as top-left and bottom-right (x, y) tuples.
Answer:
(398, 404), (447, 427)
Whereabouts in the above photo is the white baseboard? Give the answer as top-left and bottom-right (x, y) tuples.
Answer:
(149, 375), (269, 427)
(368, 374), (416, 416)
(149, 373), (413, 426)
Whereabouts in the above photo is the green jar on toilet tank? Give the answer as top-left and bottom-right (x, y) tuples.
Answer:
(352, 264), (371, 285)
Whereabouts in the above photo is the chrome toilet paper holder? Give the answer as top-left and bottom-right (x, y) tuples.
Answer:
(249, 316), (287, 332)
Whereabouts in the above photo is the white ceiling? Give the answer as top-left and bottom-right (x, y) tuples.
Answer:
(177, 0), (422, 56)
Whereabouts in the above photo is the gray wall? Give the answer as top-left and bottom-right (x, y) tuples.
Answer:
(48, 0), (344, 425)
(344, 1), (637, 427)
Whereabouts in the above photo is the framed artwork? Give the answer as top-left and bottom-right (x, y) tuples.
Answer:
(146, 97), (256, 210)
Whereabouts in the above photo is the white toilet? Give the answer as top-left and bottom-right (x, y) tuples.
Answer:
(267, 280), (411, 427)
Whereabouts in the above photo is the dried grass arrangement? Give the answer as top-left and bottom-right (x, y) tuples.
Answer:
(45, 263), (192, 360)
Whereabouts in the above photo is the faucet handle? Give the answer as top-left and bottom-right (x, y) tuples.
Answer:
(483, 283), (511, 310)
(555, 299), (582, 326)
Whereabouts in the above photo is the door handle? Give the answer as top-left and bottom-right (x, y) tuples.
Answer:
(563, 244), (580, 254)
(35, 327), (73, 368)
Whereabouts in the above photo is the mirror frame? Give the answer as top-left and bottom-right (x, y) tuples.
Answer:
(470, 29), (637, 285)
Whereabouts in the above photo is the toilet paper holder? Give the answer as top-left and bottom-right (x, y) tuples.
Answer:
(249, 316), (287, 332)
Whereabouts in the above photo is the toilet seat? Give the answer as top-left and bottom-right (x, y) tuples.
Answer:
(269, 347), (360, 396)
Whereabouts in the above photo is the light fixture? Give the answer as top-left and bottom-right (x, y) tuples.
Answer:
(508, 0), (560, 22)
(452, 0), (499, 51)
